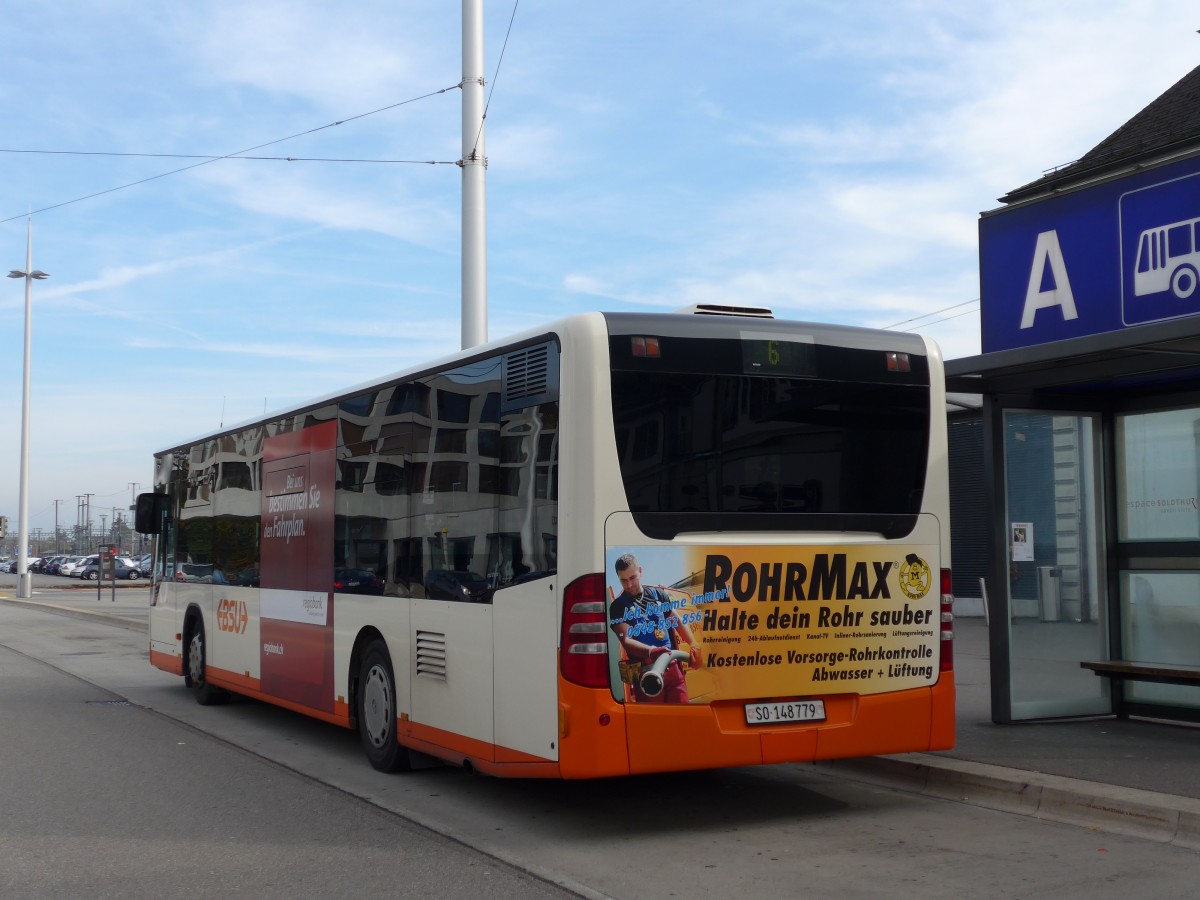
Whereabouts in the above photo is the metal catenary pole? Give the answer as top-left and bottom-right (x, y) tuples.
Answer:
(460, 0), (487, 350)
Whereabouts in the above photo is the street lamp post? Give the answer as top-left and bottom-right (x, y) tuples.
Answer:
(8, 214), (48, 600)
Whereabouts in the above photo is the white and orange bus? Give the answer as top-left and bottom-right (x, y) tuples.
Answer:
(136, 307), (954, 777)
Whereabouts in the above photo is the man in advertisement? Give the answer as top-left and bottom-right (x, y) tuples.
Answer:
(608, 553), (700, 703)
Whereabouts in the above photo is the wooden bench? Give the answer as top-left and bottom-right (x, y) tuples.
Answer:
(1080, 660), (1200, 687)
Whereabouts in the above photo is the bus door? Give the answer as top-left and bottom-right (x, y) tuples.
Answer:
(491, 578), (559, 763)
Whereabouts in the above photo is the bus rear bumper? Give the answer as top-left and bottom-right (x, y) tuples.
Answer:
(614, 676), (956, 775)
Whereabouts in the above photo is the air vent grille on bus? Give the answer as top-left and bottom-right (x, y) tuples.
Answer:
(674, 303), (775, 318)
(504, 345), (550, 402)
(415, 630), (447, 681)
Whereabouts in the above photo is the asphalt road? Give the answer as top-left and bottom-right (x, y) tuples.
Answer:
(0, 632), (574, 899)
(2, 592), (1198, 899)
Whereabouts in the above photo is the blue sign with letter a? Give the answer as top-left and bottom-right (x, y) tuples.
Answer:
(980, 154), (1200, 353)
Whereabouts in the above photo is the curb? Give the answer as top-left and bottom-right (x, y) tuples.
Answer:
(818, 753), (1200, 849)
(0, 596), (148, 633)
(0, 584), (147, 593)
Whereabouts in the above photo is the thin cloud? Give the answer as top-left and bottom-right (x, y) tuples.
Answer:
(195, 164), (459, 247)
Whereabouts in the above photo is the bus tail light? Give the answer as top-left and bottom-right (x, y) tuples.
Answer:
(630, 336), (661, 358)
(561, 574), (610, 688)
(939, 568), (954, 672)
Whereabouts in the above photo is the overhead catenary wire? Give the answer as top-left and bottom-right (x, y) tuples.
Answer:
(468, 0), (520, 162)
(0, 83), (463, 225)
(881, 298), (979, 331)
(0, 149), (456, 164)
(893, 305), (980, 332)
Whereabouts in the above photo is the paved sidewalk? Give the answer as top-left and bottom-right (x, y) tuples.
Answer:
(826, 617), (1200, 848)
(0, 583), (150, 632)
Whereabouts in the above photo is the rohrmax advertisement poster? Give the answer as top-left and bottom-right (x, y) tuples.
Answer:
(605, 543), (940, 704)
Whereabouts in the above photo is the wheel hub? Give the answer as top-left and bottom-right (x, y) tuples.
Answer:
(362, 665), (392, 748)
(188, 635), (204, 684)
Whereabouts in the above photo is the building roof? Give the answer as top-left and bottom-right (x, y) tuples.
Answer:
(1000, 63), (1200, 204)
(944, 315), (1200, 396)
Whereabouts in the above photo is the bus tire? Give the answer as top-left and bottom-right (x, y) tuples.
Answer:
(357, 641), (410, 773)
(185, 620), (228, 706)
(1171, 264), (1198, 299)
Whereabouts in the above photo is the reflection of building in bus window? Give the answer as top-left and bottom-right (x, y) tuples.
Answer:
(608, 553), (699, 703)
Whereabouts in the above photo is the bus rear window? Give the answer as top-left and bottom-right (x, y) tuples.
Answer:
(609, 337), (930, 538)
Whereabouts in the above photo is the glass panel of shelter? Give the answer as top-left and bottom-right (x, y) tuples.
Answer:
(1115, 407), (1200, 711)
(1002, 410), (1109, 719)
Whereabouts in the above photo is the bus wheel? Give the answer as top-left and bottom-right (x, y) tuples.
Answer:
(357, 641), (411, 773)
(1171, 265), (1198, 299)
(185, 622), (228, 706)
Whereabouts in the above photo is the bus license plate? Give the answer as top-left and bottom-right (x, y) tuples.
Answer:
(744, 700), (826, 726)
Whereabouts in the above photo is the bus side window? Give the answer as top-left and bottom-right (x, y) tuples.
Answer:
(160, 518), (175, 581)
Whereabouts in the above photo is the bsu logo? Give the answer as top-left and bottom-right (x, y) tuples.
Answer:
(216, 598), (249, 634)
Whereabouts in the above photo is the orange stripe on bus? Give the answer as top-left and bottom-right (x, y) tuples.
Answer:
(399, 719), (559, 775)
(205, 665), (354, 730)
(402, 720), (497, 763)
(494, 744), (555, 765)
(207, 667), (259, 693)
(149, 648), (183, 676)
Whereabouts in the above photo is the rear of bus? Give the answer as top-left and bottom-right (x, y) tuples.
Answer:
(556, 310), (954, 777)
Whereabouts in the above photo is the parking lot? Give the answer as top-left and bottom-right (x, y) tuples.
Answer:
(0, 552), (151, 582)
(0, 566), (151, 592)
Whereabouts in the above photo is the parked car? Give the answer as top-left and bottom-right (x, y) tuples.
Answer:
(333, 567), (385, 595)
(77, 557), (143, 581)
(70, 555), (99, 577)
(173, 562), (213, 583)
(44, 556), (73, 575)
(423, 569), (491, 603)
(59, 556), (86, 577)
(7, 557), (41, 573)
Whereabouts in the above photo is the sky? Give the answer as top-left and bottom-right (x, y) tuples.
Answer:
(2, 0), (1199, 538)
